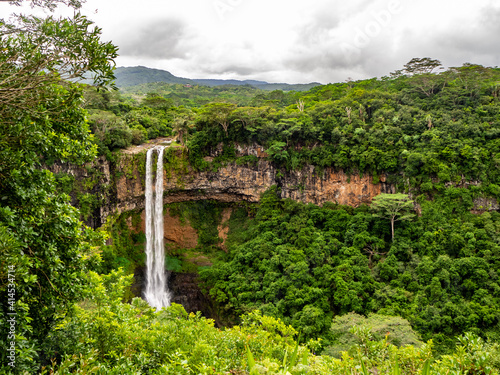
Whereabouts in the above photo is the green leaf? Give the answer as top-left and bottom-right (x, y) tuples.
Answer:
(360, 358), (369, 375)
(246, 345), (256, 371)
(392, 358), (401, 375)
(421, 359), (431, 375)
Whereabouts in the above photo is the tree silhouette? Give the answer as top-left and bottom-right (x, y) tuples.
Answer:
(371, 193), (415, 241)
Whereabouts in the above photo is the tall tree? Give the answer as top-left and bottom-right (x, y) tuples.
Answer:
(403, 57), (442, 75)
(0, 0), (117, 371)
(371, 193), (415, 241)
(0, 11), (117, 122)
(400, 58), (444, 97)
(172, 109), (194, 147)
(199, 102), (237, 136)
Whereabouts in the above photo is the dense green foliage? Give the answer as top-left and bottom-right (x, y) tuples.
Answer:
(184, 64), (500, 193)
(82, 78), (316, 155)
(326, 312), (424, 357)
(38, 269), (500, 374)
(121, 82), (271, 107)
(0, 0), (117, 372)
(201, 187), (500, 353)
(82, 87), (172, 156)
(371, 193), (416, 240)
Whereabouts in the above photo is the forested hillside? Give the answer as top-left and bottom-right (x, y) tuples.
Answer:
(2, 0), (500, 372)
(77, 58), (500, 370)
(88, 58), (500, 195)
(114, 65), (321, 91)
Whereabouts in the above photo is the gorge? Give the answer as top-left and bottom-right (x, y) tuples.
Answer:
(51, 139), (499, 318)
(50, 140), (397, 314)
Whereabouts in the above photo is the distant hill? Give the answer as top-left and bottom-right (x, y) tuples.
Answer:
(192, 78), (268, 87)
(251, 82), (323, 91)
(114, 66), (321, 91)
(114, 66), (194, 87)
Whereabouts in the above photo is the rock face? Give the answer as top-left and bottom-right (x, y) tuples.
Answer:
(130, 267), (216, 322)
(49, 156), (111, 228)
(132, 209), (199, 249)
(52, 143), (395, 228)
(169, 273), (215, 320)
(218, 208), (233, 250)
(51, 142), (499, 229)
(107, 144), (394, 227)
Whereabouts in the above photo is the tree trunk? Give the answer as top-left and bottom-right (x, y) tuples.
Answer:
(391, 217), (395, 241)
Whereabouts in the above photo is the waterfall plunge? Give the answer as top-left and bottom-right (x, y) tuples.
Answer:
(144, 146), (171, 309)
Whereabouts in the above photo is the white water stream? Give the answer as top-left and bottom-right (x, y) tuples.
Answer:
(144, 146), (171, 309)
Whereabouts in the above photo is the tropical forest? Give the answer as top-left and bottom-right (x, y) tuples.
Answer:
(2, 1), (500, 374)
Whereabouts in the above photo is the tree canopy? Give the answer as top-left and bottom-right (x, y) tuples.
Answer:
(371, 193), (415, 241)
(0, 0), (117, 371)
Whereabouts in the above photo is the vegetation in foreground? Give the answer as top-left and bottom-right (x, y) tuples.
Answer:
(39, 269), (500, 374)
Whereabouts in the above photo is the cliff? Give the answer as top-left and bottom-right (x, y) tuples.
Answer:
(50, 141), (498, 318)
(52, 141), (500, 231)
(108, 142), (394, 227)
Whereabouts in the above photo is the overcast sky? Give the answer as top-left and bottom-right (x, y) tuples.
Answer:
(3, 0), (500, 84)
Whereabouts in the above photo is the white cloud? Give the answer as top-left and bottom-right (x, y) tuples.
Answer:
(2, 0), (499, 83)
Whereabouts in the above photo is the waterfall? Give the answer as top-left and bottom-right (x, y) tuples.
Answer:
(144, 146), (170, 309)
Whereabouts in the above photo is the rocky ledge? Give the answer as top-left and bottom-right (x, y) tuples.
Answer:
(109, 143), (394, 227)
(53, 140), (497, 229)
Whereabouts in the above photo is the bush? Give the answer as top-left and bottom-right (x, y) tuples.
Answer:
(325, 312), (423, 358)
(131, 127), (146, 145)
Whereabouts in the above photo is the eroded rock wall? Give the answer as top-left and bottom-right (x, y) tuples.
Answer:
(50, 142), (499, 230)
(109, 144), (394, 227)
(51, 142), (396, 229)
(125, 208), (199, 249)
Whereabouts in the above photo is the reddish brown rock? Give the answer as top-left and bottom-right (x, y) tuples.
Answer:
(111, 151), (394, 221)
(52, 143), (395, 227)
(163, 209), (199, 249)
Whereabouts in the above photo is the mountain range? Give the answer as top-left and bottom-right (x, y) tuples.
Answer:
(114, 66), (321, 91)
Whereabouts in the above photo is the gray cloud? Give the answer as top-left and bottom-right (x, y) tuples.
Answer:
(98, 0), (500, 84)
(278, 1), (500, 83)
(435, 6), (500, 66)
(387, 5), (500, 72)
(277, 0), (409, 82)
(179, 39), (277, 79)
(201, 65), (268, 76)
(282, 16), (395, 82)
(118, 18), (189, 59)
(188, 58), (277, 79)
